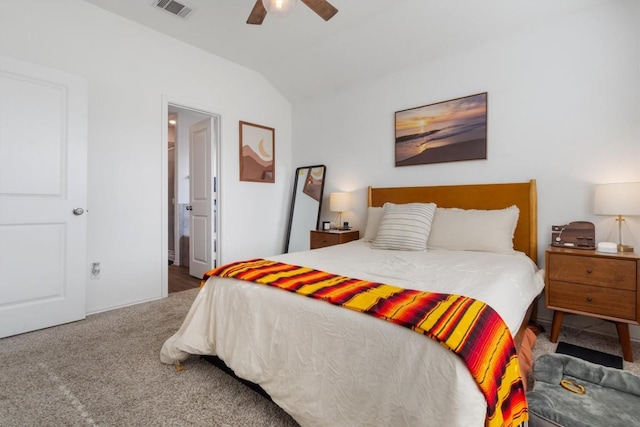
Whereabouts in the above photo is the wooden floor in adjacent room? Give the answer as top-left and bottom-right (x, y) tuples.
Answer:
(168, 264), (201, 293)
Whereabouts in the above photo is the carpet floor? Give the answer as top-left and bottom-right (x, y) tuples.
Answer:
(0, 289), (297, 427)
(531, 323), (640, 377)
(2, 289), (640, 426)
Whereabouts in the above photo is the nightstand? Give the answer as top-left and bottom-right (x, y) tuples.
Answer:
(545, 247), (640, 362)
(310, 230), (359, 249)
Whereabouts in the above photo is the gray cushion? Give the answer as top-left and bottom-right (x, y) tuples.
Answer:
(528, 353), (640, 427)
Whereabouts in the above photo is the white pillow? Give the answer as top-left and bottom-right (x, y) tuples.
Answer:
(371, 202), (436, 251)
(363, 207), (384, 242)
(427, 205), (519, 253)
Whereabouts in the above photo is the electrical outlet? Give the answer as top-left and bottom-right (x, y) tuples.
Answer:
(90, 262), (101, 279)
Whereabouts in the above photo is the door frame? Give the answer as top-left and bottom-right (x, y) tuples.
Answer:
(161, 95), (221, 297)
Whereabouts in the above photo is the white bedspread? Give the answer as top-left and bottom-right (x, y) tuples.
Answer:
(161, 241), (544, 427)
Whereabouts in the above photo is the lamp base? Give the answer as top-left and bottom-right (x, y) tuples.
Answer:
(618, 244), (634, 253)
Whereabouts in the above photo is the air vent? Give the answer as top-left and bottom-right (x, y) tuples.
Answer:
(153, 0), (193, 19)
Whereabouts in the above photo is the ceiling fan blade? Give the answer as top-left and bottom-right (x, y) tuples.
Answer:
(247, 0), (267, 25)
(301, 0), (338, 21)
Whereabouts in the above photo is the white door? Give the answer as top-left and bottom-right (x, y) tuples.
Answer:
(188, 118), (215, 278)
(0, 55), (87, 338)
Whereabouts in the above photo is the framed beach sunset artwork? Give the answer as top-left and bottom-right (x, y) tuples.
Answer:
(395, 92), (487, 167)
(239, 121), (275, 183)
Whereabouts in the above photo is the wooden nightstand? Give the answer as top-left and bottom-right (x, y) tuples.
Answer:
(545, 247), (640, 361)
(310, 230), (359, 249)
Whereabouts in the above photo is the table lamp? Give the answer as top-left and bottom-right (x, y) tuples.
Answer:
(593, 182), (640, 252)
(329, 192), (351, 230)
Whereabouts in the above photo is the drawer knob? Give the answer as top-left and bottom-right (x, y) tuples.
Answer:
(586, 268), (593, 274)
(586, 296), (593, 302)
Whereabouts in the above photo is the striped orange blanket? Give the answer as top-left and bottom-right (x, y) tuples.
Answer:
(203, 258), (528, 427)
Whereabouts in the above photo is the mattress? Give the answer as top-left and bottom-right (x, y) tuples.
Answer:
(161, 241), (545, 426)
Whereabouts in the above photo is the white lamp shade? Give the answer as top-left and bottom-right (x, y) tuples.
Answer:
(262, 0), (296, 17)
(329, 192), (351, 212)
(594, 182), (640, 216)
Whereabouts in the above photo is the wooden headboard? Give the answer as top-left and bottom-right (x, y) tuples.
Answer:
(368, 180), (538, 263)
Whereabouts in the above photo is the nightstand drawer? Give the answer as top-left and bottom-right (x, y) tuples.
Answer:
(547, 254), (636, 290)
(310, 230), (359, 249)
(548, 280), (636, 321)
(311, 232), (340, 248)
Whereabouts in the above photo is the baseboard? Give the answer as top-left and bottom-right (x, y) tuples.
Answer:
(87, 295), (165, 316)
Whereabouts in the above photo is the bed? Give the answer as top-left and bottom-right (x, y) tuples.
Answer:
(161, 180), (544, 427)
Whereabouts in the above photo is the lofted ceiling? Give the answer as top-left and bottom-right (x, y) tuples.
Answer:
(82, 0), (604, 104)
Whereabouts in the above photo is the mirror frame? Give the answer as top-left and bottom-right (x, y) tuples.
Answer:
(284, 165), (326, 253)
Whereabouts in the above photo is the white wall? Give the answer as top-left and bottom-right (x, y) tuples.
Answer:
(0, 0), (293, 313)
(293, 2), (640, 336)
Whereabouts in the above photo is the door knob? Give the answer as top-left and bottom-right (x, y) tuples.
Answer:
(73, 208), (85, 216)
(186, 205), (193, 211)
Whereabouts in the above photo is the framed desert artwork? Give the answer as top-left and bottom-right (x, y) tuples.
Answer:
(395, 92), (487, 167)
(239, 121), (275, 183)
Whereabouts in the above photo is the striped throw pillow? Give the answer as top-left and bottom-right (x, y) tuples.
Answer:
(371, 202), (436, 251)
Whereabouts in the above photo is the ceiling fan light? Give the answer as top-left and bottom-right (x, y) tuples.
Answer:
(262, 0), (297, 18)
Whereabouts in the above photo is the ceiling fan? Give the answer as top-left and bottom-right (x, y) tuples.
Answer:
(247, 0), (338, 25)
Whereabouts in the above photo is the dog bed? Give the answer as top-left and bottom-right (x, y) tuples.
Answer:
(528, 353), (640, 426)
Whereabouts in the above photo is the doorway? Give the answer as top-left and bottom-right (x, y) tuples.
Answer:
(166, 104), (220, 293)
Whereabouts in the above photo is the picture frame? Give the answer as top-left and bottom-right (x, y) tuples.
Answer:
(395, 92), (487, 167)
(239, 120), (275, 183)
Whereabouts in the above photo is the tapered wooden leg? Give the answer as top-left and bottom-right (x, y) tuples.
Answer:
(550, 311), (564, 343)
(615, 322), (633, 362)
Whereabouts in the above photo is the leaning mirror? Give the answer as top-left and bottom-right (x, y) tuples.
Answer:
(285, 165), (326, 253)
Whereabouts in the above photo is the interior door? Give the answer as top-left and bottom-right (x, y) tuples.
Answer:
(0, 55), (87, 338)
(188, 118), (214, 278)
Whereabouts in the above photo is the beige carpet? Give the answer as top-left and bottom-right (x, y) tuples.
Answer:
(531, 322), (640, 377)
(0, 289), (297, 427)
(2, 289), (640, 426)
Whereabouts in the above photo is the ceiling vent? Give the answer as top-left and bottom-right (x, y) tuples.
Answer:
(153, 0), (193, 19)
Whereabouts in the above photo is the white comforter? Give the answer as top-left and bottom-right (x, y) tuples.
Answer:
(161, 241), (544, 427)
